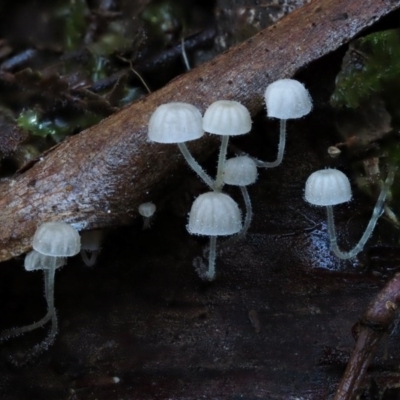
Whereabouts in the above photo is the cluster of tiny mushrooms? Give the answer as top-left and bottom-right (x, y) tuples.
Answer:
(1, 79), (395, 362)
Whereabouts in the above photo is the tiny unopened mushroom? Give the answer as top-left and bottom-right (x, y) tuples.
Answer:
(261, 79), (312, 168)
(304, 167), (395, 259)
(148, 102), (213, 188)
(187, 192), (242, 280)
(138, 202), (156, 229)
(203, 100), (252, 192)
(328, 146), (341, 158)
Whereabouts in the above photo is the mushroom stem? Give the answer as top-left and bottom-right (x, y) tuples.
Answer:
(30, 309), (59, 356)
(225, 186), (253, 246)
(0, 266), (57, 342)
(255, 119), (287, 168)
(45, 267), (55, 317)
(206, 236), (217, 281)
(177, 142), (214, 189)
(0, 312), (52, 341)
(326, 166), (396, 260)
(239, 185), (253, 237)
(26, 268), (59, 359)
(20, 311), (59, 365)
(214, 135), (229, 192)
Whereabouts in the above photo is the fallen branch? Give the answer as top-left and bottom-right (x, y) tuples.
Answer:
(334, 272), (400, 400)
(0, 0), (399, 262)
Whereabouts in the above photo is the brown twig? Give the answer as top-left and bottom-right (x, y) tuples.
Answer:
(0, 0), (399, 262)
(334, 272), (400, 400)
(89, 27), (216, 93)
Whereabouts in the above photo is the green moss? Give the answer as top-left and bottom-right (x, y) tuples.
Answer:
(17, 109), (102, 143)
(331, 29), (400, 109)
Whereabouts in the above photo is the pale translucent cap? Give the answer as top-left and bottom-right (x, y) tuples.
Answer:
(187, 192), (242, 236)
(80, 229), (104, 251)
(203, 100), (252, 136)
(265, 79), (312, 119)
(24, 250), (65, 271)
(223, 156), (258, 186)
(138, 202), (156, 218)
(148, 102), (204, 143)
(304, 169), (352, 206)
(33, 222), (81, 257)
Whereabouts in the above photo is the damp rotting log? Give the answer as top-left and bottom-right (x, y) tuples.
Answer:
(0, 0), (399, 262)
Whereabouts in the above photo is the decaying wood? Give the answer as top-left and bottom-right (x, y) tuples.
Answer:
(334, 272), (400, 400)
(0, 0), (399, 263)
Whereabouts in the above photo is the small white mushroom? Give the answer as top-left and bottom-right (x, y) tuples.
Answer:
(203, 100), (252, 191)
(265, 79), (312, 120)
(304, 168), (395, 259)
(187, 192), (242, 281)
(260, 79), (312, 168)
(148, 102), (213, 188)
(223, 156), (258, 239)
(223, 156), (258, 186)
(148, 102), (204, 144)
(1, 222), (81, 362)
(33, 221), (81, 257)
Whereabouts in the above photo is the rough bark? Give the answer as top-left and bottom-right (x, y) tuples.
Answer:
(0, 0), (399, 262)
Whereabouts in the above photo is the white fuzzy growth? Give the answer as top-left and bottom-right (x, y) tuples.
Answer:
(203, 100), (252, 136)
(24, 250), (65, 271)
(223, 156), (258, 186)
(187, 192), (242, 236)
(265, 79), (312, 119)
(138, 202), (156, 218)
(33, 221), (81, 257)
(148, 102), (204, 143)
(305, 169), (352, 206)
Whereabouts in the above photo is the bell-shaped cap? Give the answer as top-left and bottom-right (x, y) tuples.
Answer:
(138, 202), (156, 218)
(265, 79), (312, 119)
(305, 169), (352, 206)
(203, 100), (252, 136)
(187, 192), (242, 236)
(80, 229), (104, 251)
(148, 102), (204, 143)
(24, 250), (65, 271)
(33, 221), (81, 257)
(223, 156), (258, 186)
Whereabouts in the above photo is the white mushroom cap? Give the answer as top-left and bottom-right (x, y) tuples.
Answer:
(265, 79), (312, 119)
(138, 202), (156, 218)
(33, 222), (81, 257)
(80, 229), (104, 251)
(148, 102), (204, 143)
(203, 100), (252, 136)
(24, 250), (66, 271)
(223, 156), (258, 186)
(305, 169), (352, 206)
(187, 192), (242, 236)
